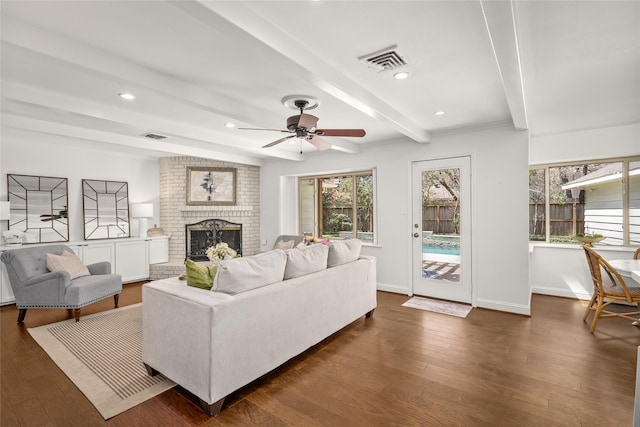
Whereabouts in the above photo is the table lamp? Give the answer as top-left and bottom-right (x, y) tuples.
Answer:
(131, 203), (153, 238)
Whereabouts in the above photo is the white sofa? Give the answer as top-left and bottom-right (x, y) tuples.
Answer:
(141, 244), (376, 416)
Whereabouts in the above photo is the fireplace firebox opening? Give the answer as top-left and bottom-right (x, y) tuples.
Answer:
(185, 219), (242, 261)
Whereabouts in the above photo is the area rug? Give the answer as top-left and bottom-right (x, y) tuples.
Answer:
(28, 303), (175, 419)
(402, 296), (473, 318)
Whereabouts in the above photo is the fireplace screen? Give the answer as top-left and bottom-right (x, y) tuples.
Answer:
(185, 219), (242, 261)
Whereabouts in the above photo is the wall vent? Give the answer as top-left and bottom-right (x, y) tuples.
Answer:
(141, 132), (168, 140)
(359, 45), (406, 72)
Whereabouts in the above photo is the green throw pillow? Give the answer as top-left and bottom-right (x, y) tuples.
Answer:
(185, 259), (217, 290)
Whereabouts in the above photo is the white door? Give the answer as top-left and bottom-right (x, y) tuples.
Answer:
(412, 157), (471, 303)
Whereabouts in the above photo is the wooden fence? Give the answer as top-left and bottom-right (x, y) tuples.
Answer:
(529, 202), (585, 237)
(422, 204), (458, 234)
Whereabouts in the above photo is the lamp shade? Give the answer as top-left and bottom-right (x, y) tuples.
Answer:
(0, 201), (9, 221)
(131, 203), (153, 218)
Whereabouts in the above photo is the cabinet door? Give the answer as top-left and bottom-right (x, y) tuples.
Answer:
(0, 259), (15, 305)
(115, 240), (149, 282)
(149, 237), (169, 264)
(82, 243), (115, 272)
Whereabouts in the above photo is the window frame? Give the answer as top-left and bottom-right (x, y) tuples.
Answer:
(297, 169), (377, 244)
(529, 156), (639, 246)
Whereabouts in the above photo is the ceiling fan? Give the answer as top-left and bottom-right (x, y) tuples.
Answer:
(239, 99), (366, 151)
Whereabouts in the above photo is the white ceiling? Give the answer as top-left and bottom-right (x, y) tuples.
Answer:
(1, 1), (638, 165)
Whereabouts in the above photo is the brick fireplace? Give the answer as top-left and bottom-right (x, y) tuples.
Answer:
(150, 156), (260, 280)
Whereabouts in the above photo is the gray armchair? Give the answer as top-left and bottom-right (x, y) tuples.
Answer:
(1, 244), (122, 323)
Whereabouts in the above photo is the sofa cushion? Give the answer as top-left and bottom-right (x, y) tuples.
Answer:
(274, 239), (295, 250)
(212, 249), (287, 295)
(284, 244), (329, 280)
(185, 259), (217, 290)
(46, 250), (90, 280)
(327, 239), (362, 267)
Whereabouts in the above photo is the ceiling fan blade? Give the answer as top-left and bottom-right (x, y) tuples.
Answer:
(297, 114), (319, 130)
(238, 127), (291, 133)
(315, 129), (366, 137)
(307, 135), (332, 151)
(262, 135), (295, 148)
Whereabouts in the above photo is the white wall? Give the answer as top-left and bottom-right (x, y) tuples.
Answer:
(260, 124), (531, 315)
(530, 123), (640, 165)
(1, 137), (160, 242)
(529, 123), (640, 298)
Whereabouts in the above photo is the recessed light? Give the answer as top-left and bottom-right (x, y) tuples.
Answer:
(118, 93), (135, 100)
(393, 72), (409, 80)
(224, 123), (236, 128)
(434, 111), (446, 116)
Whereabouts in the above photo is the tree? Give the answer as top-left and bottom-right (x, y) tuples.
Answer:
(421, 169), (460, 234)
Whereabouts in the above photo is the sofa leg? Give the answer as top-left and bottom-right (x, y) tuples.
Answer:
(17, 309), (27, 323)
(144, 363), (159, 376)
(365, 309), (375, 319)
(114, 294), (119, 308)
(74, 308), (81, 322)
(199, 397), (225, 417)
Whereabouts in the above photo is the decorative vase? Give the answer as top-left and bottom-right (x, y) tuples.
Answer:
(574, 235), (605, 247)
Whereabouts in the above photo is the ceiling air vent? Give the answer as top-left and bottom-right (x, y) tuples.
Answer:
(141, 132), (168, 140)
(359, 45), (406, 72)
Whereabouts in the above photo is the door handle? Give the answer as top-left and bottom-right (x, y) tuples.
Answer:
(413, 233), (419, 238)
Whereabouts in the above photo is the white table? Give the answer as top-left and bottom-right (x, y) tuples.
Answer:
(608, 259), (640, 286)
(608, 259), (640, 326)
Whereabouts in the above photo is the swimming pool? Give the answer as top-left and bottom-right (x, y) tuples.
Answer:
(422, 244), (460, 256)
(422, 234), (460, 256)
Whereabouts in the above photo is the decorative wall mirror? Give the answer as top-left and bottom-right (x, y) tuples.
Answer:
(7, 174), (69, 243)
(82, 179), (130, 240)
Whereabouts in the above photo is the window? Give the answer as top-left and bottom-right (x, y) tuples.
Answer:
(298, 170), (375, 243)
(529, 157), (640, 246)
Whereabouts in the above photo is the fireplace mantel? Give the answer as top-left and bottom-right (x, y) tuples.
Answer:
(179, 206), (253, 217)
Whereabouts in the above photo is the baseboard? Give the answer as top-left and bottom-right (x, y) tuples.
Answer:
(532, 286), (591, 300)
(376, 282), (408, 295)
(475, 298), (531, 316)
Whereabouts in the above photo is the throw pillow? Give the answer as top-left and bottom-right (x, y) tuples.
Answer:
(327, 239), (362, 267)
(274, 239), (295, 250)
(46, 250), (91, 280)
(212, 249), (287, 295)
(284, 244), (329, 280)
(185, 259), (217, 290)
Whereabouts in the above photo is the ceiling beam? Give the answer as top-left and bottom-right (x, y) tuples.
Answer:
(2, 114), (272, 166)
(185, 0), (431, 143)
(2, 80), (303, 162)
(480, 0), (528, 130)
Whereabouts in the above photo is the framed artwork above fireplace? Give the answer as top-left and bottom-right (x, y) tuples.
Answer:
(187, 167), (237, 206)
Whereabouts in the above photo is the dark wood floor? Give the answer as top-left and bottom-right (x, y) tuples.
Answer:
(2, 283), (639, 426)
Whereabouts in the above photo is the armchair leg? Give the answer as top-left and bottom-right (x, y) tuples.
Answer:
(17, 309), (27, 323)
(114, 294), (119, 308)
(74, 308), (81, 322)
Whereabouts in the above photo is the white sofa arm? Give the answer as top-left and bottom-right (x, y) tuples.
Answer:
(142, 278), (234, 405)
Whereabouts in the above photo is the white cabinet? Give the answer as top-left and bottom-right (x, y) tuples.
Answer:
(0, 236), (169, 304)
(115, 240), (149, 282)
(72, 242), (115, 273)
(149, 237), (169, 264)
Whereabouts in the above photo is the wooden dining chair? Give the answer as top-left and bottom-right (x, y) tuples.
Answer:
(634, 247), (640, 260)
(583, 246), (640, 333)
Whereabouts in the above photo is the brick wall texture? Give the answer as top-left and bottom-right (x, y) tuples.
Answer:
(159, 156), (260, 264)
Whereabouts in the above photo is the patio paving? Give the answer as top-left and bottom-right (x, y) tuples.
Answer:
(422, 260), (460, 282)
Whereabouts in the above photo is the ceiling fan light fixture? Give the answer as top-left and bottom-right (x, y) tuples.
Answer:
(282, 95), (320, 111)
